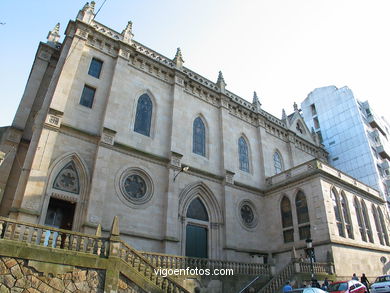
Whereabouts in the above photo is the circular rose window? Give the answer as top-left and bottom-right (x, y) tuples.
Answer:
(123, 175), (146, 199)
(238, 200), (258, 229)
(241, 204), (254, 225)
(118, 168), (153, 206)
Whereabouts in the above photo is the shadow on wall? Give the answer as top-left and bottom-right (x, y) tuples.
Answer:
(382, 261), (390, 275)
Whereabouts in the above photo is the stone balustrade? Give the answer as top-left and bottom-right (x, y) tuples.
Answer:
(298, 261), (333, 274)
(0, 217), (108, 256)
(141, 251), (271, 276)
(118, 241), (189, 293)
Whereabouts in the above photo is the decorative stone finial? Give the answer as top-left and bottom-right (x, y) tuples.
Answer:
(293, 102), (298, 112)
(173, 47), (184, 68)
(252, 91), (261, 110)
(77, 1), (95, 23)
(217, 71), (226, 91)
(122, 21), (134, 44)
(110, 216), (120, 236)
(291, 246), (297, 259)
(282, 108), (287, 120)
(95, 224), (102, 237)
(47, 23), (60, 44)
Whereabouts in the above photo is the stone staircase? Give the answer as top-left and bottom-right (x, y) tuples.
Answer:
(258, 261), (295, 293)
(0, 216), (190, 293)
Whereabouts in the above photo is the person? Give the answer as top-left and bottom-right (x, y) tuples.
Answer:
(311, 279), (320, 288)
(352, 273), (359, 281)
(321, 277), (329, 290)
(361, 273), (370, 293)
(282, 281), (293, 292)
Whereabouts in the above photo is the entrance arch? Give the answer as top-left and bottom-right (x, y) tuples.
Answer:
(179, 182), (223, 259)
(40, 152), (90, 231)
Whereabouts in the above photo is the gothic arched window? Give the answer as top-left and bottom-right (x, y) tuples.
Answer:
(186, 197), (208, 258)
(354, 197), (367, 242)
(361, 200), (374, 243)
(331, 189), (344, 237)
(296, 191), (310, 240)
(281, 196), (294, 243)
(134, 94), (152, 136)
(186, 198), (209, 221)
(340, 192), (353, 238)
(193, 117), (206, 156)
(238, 137), (249, 172)
(372, 204), (384, 245)
(273, 152), (283, 175)
(53, 161), (80, 194)
(378, 207), (390, 246)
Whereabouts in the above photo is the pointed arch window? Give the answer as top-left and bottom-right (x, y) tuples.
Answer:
(331, 189), (344, 237)
(354, 197), (367, 241)
(193, 117), (206, 156)
(273, 152), (283, 175)
(281, 197), (294, 243)
(378, 207), (390, 246)
(340, 192), (353, 238)
(134, 94), (152, 136)
(372, 205), (384, 245)
(186, 198), (209, 221)
(361, 200), (374, 243)
(186, 197), (208, 258)
(53, 161), (80, 194)
(238, 137), (249, 172)
(296, 191), (310, 240)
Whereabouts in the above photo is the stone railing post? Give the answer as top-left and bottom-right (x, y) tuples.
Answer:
(268, 254), (276, 276)
(109, 216), (121, 257)
(104, 216), (121, 293)
(293, 259), (300, 273)
(328, 262), (335, 274)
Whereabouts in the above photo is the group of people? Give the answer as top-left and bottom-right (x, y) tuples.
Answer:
(282, 278), (329, 292)
(282, 273), (370, 292)
(353, 273), (370, 292)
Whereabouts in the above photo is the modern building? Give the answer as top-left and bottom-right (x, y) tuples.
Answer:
(301, 86), (390, 203)
(0, 3), (389, 290)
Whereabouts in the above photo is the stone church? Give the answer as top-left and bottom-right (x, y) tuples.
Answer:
(1, 2), (389, 281)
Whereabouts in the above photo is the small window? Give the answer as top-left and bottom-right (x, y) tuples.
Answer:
(283, 229), (294, 243)
(299, 225), (311, 240)
(134, 94), (153, 136)
(316, 131), (323, 143)
(310, 104), (317, 116)
(273, 152), (283, 174)
(79, 85), (96, 108)
(313, 117), (320, 129)
(296, 122), (303, 134)
(238, 137), (249, 172)
(88, 58), (103, 78)
(193, 117), (206, 156)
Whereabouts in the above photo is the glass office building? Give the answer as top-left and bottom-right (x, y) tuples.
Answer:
(301, 86), (390, 202)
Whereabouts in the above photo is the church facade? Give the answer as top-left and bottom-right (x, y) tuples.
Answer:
(1, 2), (390, 279)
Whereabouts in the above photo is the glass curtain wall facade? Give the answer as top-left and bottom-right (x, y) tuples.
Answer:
(301, 86), (390, 203)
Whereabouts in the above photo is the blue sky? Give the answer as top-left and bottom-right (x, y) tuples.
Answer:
(1, 0), (390, 126)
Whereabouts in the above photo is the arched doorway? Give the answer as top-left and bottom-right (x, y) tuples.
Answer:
(185, 197), (209, 258)
(179, 182), (223, 259)
(40, 153), (89, 231)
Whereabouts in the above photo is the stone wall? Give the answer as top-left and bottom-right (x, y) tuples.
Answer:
(0, 256), (105, 292)
(118, 274), (147, 293)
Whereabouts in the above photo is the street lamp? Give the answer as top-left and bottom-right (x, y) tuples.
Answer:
(305, 238), (315, 279)
(173, 166), (189, 182)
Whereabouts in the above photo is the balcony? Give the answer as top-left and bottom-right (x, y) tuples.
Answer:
(381, 159), (390, 170)
(377, 144), (390, 160)
(384, 177), (390, 190)
(367, 114), (387, 137)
